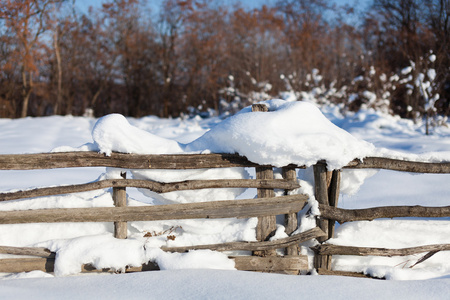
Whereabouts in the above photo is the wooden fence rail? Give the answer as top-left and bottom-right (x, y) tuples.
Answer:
(313, 158), (450, 276)
(0, 256), (309, 274)
(0, 194), (308, 224)
(0, 228), (325, 274)
(319, 204), (450, 223)
(313, 243), (450, 257)
(0, 228), (325, 257)
(0, 152), (303, 170)
(345, 157), (450, 173)
(0, 178), (300, 202)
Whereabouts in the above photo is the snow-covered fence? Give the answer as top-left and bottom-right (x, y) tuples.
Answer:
(0, 150), (324, 275)
(1, 153), (450, 277)
(313, 157), (450, 277)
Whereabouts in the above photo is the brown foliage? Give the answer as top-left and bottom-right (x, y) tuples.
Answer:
(0, 0), (448, 119)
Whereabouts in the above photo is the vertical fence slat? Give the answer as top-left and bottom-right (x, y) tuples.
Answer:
(252, 104), (277, 256)
(254, 166), (277, 257)
(325, 169), (341, 270)
(327, 170), (341, 239)
(282, 166), (299, 255)
(113, 172), (127, 239)
(313, 165), (342, 271)
(313, 163), (330, 269)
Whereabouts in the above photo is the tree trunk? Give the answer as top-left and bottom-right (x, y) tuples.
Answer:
(21, 71), (33, 118)
(53, 28), (63, 115)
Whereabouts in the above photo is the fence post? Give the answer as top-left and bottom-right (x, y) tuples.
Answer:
(328, 170), (341, 240)
(113, 171), (127, 239)
(282, 166), (298, 256)
(252, 104), (277, 256)
(313, 162), (330, 269)
(313, 163), (341, 271)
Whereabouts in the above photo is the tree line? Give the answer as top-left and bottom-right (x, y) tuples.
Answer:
(0, 0), (448, 121)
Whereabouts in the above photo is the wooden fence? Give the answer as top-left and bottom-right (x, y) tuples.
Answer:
(1, 152), (450, 277)
(0, 150), (328, 275)
(312, 157), (450, 278)
(1, 103), (449, 277)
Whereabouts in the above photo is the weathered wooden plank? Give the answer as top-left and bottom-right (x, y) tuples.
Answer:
(313, 163), (329, 241)
(0, 246), (54, 258)
(162, 227), (326, 252)
(0, 256), (308, 274)
(345, 157), (450, 173)
(324, 169), (341, 271)
(314, 243), (450, 257)
(327, 169), (340, 239)
(0, 228), (324, 265)
(232, 255), (308, 272)
(0, 152), (262, 170)
(0, 179), (300, 202)
(0, 258), (159, 273)
(317, 268), (381, 279)
(255, 166), (277, 247)
(251, 103), (269, 112)
(82, 262), (159, 273)
(0, 258), (54, 273)
(313, 162), (330, 270)
(319, 204), (450, 223)
(3, 153), (450, 173)
(282, 166), (299, 256)
(0, 194), (308, 224)
(252, 103), (277, 256)
(113, 172), (127, 239)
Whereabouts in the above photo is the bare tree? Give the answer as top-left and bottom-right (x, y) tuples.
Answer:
(0, 0), (57, 117)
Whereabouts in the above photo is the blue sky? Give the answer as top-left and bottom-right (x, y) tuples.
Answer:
(77, 0), (371, 14)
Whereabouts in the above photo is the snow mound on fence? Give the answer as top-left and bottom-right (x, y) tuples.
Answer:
(92, 113), (184, 156)
(187, 100), (375, 169)
(92, 100), (376, 169)
(42, 234), (235, 276)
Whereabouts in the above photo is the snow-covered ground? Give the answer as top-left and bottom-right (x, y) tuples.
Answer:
(1, 101), (450, 299)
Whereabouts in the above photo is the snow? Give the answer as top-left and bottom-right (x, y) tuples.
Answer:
(186, 100), (375, 170)
(2, 270), (449, 300)
(43, 234), (234, 277)
(401, 66), (413, 75)
(1, 99), (450, 298)
(92, 113), (184, 155)
(88, 101), (376, 170)
(427, 69), (436, 81)
(329, 220), (450, 280)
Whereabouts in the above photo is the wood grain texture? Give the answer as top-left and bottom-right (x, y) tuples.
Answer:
(255, 166), (277, 244)
(232, 255), (308, 271)
(0, 258), (159, 273)
(0, 227), (323, 261)
(345, 157), (450, 173)
(0, 246), (55, 258)
(0, 179), (300, 202)
(113, 172), (127, 239)
(0, 256), (308, 274)
(317, 268), (382, 279)
(313, 163), (330, 270)
(2, 153), (449, 173)
(0, 152), (263, 170)
(0, 194), (308, 224)
(319, 204), (450, 223)
(0, 258), (55, 273)
(282, 166), (299, 256)
(314, 243), (450, 257)
(162, 227), (326, 252)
